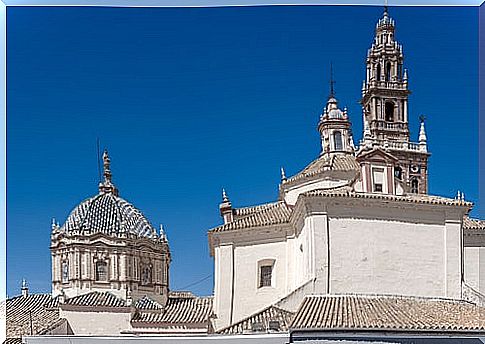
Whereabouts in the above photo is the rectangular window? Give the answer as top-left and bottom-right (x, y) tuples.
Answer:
(95, 261), (108, 282)
(259, 265), (273, 288)
(62, 261), (69, 283)
(372, 167), (385, 193)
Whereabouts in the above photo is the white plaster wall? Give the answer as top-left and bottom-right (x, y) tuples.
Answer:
(326, 217), (448, 297)
(213, 244), (234, 331)
(289, 220), (315, 291)
(284, 179), (348, 205)
(465, 247), (485, 294)
(60, 309), (131, 335)
(231, 240), (287, 325)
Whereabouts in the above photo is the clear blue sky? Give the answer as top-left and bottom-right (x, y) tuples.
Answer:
(7, 5), (479, 297)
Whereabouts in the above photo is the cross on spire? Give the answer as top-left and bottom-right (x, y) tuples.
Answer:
(329, 63), (336, 98)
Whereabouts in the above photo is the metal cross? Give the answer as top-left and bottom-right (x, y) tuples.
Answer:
(329, 63), (336, 97)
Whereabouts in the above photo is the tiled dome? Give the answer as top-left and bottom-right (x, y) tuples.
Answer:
(60, 192), (157, 238)
(57, 150), (159, 240)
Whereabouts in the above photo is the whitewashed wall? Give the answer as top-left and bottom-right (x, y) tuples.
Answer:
(465, 247), (485, 294)
(59, 309), (131, 335)
(326, 217), (448, 297)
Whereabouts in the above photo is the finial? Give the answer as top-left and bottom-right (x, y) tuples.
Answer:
(222, 188), (229, 203)
(99, 149), (118, 195)
(403, 69), (408, 81)
(280, 167), (287, 182)
(102, 150), (112, 183)
(51, 218), (57, 231)
(419, 116), (427, 152)
(159, 224), (167, 241)
(21, 278), (29, 297)
(384, 0), (388, 16)
(461, 192), (465, 202)
(456, 190), (461, 200)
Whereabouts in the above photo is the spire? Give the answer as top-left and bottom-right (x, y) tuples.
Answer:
(377, 1), (394, 28)
(98, 149), (118, 196)
(329, 63), (336, 99)
(280, 167), (287, 182)
(419, 115), (427, 152)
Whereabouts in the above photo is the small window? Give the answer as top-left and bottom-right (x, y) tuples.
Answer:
(333, 131), (343, 151)
(394, 166), (402, 180)
(259, 265), (273, 288)
(376, 63), (381, 81)
(411, 179), (419, 194)
(95, 260), (108, 282)
(62, 261), (69, 283)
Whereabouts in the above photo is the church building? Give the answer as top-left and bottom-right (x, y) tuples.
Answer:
(208, 7), (485, 333)
(4, 6), (485, 344)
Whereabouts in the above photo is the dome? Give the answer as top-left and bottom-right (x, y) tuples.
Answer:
(57, 150), (159, 240)
(60, 192), (157, 238)
(323, 96), (346, 120)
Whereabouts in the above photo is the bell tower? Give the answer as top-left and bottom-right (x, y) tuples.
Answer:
(358, 7), (430, 195)
(361, 7), (409, 142)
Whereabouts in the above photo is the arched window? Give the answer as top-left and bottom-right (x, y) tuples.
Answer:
(394, 166), (402, 180)
(397, 63), (403, 80)
(385, 102), (395, 122)
(411, 179), (419, 194)
(385, 61), (392, 81)
(62, 261), (69, 283)
(333, 131), (343, 151)
(95, 260), (108, 282)
(376, 63), (381, 81)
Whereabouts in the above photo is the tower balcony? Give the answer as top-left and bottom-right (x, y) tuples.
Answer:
(359, 138), (426, 153)
(365, 80), (407, 91)
(371, 120), (408, 132)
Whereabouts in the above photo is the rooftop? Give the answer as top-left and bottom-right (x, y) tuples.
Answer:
(291, 294), (485, 333)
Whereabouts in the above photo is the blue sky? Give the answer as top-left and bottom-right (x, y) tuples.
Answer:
(6, 5), (479, 297)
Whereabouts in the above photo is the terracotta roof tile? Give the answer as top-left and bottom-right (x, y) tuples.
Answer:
(63, 291), (127, 308)
(135, 296), (163, 311)
(217, 305), (295, 334)
(463, 217), (485, 231)
(290, 295), (485, 332)
(210, 201), (292, 233)
(132, 296), (213, 325)
(302, 188), (473, 207)
(284, 154), (360, 185)
(5, 294), (60, 340)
